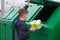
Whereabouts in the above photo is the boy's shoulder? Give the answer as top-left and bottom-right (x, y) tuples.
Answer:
(15, 19), (27, 28)
(15, 19), (25, 25)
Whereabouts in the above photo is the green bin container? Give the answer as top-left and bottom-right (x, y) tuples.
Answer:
(27, 5), (60, 40)
(30, 5), (60, 40)
(0, 8), (14, 40)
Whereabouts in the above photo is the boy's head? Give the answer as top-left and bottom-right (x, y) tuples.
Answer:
(19, 8), (28, 21)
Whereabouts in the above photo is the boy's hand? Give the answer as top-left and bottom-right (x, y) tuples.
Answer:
(27, 0), (31, 5)
(30, 27), (36, 32)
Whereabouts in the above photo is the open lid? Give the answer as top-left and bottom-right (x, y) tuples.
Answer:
(46, 0), (60, 3)
(2, 8), (14, 19)
(26, 0), (45, 4)
(26, 4), (44, 22)
(0, 7), (20, 25)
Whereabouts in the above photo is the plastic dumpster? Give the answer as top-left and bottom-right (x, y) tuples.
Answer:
(0, 4), (44, 40)
(29, 5), (60, 40)
(0, 8), (14, 40)
(28, 5), (60, 40)
(0, 7), (20, 40)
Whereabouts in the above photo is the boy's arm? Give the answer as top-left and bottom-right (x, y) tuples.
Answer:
(26, 0), (31, 6)
(24, 0), (30, 9)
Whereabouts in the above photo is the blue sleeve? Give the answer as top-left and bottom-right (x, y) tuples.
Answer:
(17, 23), (30, 39)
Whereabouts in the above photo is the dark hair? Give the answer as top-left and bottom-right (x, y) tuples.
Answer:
(18, 8), (28, 17)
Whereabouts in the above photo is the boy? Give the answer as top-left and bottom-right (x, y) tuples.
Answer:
(15, 0), (36, 40)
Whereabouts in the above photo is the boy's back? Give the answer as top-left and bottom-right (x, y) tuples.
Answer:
(15, 19), (30, 40)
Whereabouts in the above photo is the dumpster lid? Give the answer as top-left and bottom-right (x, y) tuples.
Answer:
(26, 4), (44, 22)
(2, 8), (14, 19)
(26, 0), (44, 4)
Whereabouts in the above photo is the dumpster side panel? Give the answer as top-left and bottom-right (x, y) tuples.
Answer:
(5, 25), (13, 40)
(0, 23), (5, 40)
(51, 20), (60, 40)
(46, 5), (60, 40)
